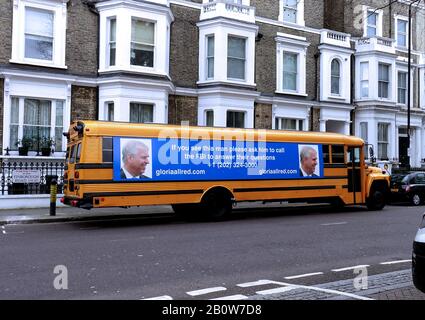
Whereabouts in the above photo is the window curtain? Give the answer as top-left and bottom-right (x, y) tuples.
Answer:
(130, 103), (154, 123)
(25, 7), (53, 60)
(9, 98), (19, 150)
(23, 99), (51, 150)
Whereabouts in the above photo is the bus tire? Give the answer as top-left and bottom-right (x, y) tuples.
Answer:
(366, 189), (386, 211)
(201, 189), (233, 221)
(171, 204), (198, 220)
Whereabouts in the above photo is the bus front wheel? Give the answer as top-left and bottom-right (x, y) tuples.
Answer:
(366, 189), (386, 211)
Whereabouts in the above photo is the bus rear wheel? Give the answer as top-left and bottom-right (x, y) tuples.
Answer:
(366, 189), (386, 211)
(201, 189), (233, 221)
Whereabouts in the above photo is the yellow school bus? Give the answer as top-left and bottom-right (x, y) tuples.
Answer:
(62, 120), (390, 219)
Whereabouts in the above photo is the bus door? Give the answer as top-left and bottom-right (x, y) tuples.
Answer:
(347, 146), (362, 204)
(66, 143), (80, 195)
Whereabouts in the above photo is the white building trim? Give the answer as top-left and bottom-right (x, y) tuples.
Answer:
(10, 0), (68, 69)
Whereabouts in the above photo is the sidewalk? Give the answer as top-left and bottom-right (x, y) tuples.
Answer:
(0, 201), (318, 225)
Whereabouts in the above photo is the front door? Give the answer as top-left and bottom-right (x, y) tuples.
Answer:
(347, 147), (361, 204)
(399, 136), (409, 168)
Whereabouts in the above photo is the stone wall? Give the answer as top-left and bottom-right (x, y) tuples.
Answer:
(254, 103), (272, 129)
(168, 95), (198, 126)
(71, 85), (98, 121)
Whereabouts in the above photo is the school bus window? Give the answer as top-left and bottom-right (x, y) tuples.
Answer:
(76, 143), (82, 164)
(69, 145), (76, 164)
(103, 137), (113, 163)
(347, 147), (361, 165)
(331, 145), (345, 163)
(322, 145), (330, 163)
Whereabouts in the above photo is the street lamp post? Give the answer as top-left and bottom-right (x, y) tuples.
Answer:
(407, 0), (422, 170)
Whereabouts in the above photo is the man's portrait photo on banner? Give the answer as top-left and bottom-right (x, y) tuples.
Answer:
(298, 144), (320, 178)
(120, 138), (152, 180)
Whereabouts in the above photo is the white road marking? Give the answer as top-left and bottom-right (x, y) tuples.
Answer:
(379, 259), (411, 265)
(284, 272), (324, 280)
(263, 280), (373, 300)
(331, 265), (370, 272)
(237, 280), (274, 288)
(186, 287), (227, 297)
(320, 222), (347, 226)
(256, 286), (297, 295)
(1, 226), (6, 234)
(210, 294), (248, 300)
(142, 295), (173, 300)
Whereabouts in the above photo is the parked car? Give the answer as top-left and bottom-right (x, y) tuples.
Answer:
(390, 172), (425, 206)
(413, 214), (425, 293)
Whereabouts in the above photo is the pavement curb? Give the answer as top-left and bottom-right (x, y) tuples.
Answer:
(0, 213), (175, 226)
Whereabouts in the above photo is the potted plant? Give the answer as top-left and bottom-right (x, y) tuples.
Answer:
(40, 136), (55, 156)
(15, 136), (33, 156)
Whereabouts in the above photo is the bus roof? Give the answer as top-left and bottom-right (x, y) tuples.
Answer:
(71, 120), (364, 146)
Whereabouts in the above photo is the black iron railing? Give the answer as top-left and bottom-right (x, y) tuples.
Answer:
(0, 159), (65, 195)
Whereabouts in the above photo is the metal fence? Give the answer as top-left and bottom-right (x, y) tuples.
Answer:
(0, 159), (65, 195)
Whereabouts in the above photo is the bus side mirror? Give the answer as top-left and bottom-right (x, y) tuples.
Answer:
(369, 147), (374, 158)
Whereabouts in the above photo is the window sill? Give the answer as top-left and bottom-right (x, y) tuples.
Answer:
(98, 66), (168, 77)
(9, 59), (67, 70)
(327, 95), (347, 101)
(275, 90), (308, 97)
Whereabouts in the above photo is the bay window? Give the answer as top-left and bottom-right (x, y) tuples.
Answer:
(227, 36), (246, 80)
(275, 118), (303, 131)
(331, 59), (341, 95)
(378, 63), (390, 99)
(207, 35), (214, 79)
(227, 111), (245, 128)
(131, 19), (155, 67)
(378, 123), (389, 160)
(9, 97), (64, 152)
(108, 18), (116, 66)
(130, 103), (154, 123)
(360, 62), (369, 98)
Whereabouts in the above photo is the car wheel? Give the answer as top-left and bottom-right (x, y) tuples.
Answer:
(411, 193), (422, 206)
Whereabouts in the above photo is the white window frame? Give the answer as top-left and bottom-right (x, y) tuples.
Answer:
(330, 58), (342, 96)
(227, 35), (247, 81)
(394, 15), (409, 49)
(363, 6), (383, 37)
(279, 0), (305, 26)
(206, 35), (215, 80)
(105, 102), (115, 121)
(97, 0), (173, 76)
(10, 0), (67, 69)
(205, 110), (214, 127)
(397, 71), (407, 105)
(276, 33), (309, 96)
(8, 96), (66, 154)
(129, 102), (155, 123)
(107, 17), (117, 67)
(378, 63), (391, 100)
(130, 18), (156, 69)
(226, 110), (246, 128)
(360, 61), (369, 98)
(275, 117), (304, 131)
(377, 122), (390, 160)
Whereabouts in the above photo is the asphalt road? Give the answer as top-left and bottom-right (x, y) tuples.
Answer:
(0, 203), (424, 300)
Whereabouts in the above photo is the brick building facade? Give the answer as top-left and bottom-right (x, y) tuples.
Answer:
(0, 0), (424, 207)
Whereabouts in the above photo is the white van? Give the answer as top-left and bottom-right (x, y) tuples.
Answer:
(413, 214), (425, 292)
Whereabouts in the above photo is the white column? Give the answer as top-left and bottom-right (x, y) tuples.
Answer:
(416, 127), (422, 167)
(320, 119), (326, 132)
(344, 121), (350, 135)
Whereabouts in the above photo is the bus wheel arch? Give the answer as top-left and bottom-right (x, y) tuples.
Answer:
(366, 180), (389, 211)
(200, 187), (234, 220)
